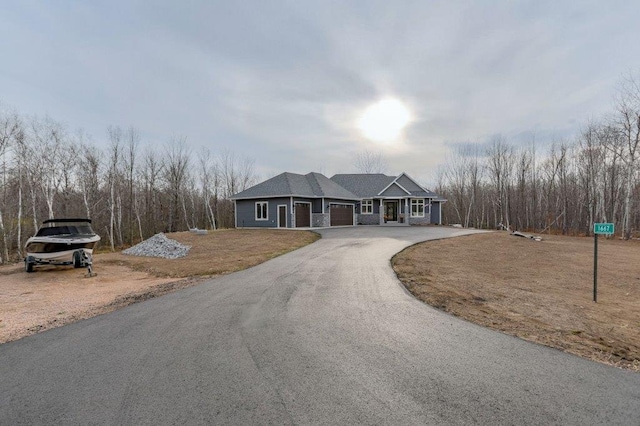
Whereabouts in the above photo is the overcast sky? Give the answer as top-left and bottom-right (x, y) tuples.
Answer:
(2, 1), (640, 184)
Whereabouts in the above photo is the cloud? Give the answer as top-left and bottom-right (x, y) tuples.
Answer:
(1, 0), (640, 182)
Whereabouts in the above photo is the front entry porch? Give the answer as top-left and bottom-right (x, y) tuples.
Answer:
(381, 200), (408, 225)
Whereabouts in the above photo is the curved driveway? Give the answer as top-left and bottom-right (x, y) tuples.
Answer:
(1, 226), (639, 424)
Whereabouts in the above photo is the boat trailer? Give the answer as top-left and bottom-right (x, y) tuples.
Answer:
(25, 249), (97, 277)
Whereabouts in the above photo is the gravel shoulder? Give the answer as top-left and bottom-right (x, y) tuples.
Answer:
(0, 229), (319, 343)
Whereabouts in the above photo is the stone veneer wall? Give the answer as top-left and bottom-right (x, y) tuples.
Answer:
(408, 215), (430, 225)
(357, 214), (380, 225)
(312, 213), (330, 227)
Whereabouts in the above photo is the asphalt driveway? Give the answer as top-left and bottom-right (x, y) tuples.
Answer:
(1, 226), (638, 425)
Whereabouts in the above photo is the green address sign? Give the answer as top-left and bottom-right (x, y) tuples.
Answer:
(594, 223), (614, 235)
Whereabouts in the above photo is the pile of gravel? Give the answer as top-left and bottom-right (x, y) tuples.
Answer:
(122, 233), (191, 259)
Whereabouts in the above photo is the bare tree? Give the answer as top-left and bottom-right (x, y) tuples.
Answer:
(164, 137), (191, 232)
(76, 136), (102, 221)
(136, 147), (161, 236)
(486, 136), (515, 230)
(218, 149), (257, 227)
(0, 107), (20, 156)
(609, 74), (640, 239)
(124, 127), (140, 244)
(198, 147), (218, 230)
(29, 117), (68, 220)
(0, 107), (22, 262)
(355, 149), (388, 174)
(443, 147), (472, 226)
(106, 126), (124, 250)
(578, 122), (607, 234)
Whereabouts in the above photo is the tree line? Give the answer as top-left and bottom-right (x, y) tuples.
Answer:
(0, 108), (256, 263)
(437, 75), (640, 239)
(2, 73), (638, 262)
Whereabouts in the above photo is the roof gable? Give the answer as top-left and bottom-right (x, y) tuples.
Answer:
(380, 172), (440, 198)
(395, 173), (425, 192)
(378, 182), (410, 196)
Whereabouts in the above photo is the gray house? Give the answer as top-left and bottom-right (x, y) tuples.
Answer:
(231, 171), (445, 228)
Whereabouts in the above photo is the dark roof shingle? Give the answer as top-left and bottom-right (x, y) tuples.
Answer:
(233, 172), (444, 201)
(329, 174), (394, 198)
(232, 172), (357, 199)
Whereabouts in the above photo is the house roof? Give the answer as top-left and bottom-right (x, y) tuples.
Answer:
(232, 171), (444, 201)
(330, 173), (440, 199)
(231, 172), (358, 200)
(329, 174), (395, 198)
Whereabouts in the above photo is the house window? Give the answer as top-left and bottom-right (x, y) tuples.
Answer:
(411, 199), (425, 217)
(361, 199), (373, 214)
(255, 201), (268, 220)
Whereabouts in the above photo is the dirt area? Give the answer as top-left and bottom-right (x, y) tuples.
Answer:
(0, 229), (319, 344)
(393, 232), (640, 372)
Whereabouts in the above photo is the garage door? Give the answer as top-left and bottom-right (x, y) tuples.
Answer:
(330, 204), (353, 226)
(295, 203), (310, 227)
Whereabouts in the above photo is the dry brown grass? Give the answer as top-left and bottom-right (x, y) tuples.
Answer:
(100, 229), (320, 278)
(392, 232), (640, 372)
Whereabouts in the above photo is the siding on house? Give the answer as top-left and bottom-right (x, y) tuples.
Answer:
(430, 201), (442, 225)
(236, 197), (292, 228)
(396, 174), (423, 192)
(380, 183), (408, 197)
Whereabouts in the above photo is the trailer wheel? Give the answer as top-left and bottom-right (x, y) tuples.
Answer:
(73, 251), (84, 268)
(25, 256), (35, 273)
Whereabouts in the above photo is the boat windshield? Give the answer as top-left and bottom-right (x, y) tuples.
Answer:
(36, 224), (96, 237)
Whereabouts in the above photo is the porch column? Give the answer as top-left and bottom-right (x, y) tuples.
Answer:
(290, 196), (294, 228)
(405, 198), (409, 225)
(379, 199), (383, 224)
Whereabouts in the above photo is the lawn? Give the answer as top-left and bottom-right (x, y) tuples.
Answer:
(392, 232), (640, 371)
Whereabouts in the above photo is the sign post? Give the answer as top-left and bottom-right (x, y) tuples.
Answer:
(593, 223), (614, 303)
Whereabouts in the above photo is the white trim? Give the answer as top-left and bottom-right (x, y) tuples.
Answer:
(405, 198), (409, 222)
(255, 201), (269, 221)
(277, 204), (287, 228)
(411, 198), (425, 218)
(377, 180), (411, 196)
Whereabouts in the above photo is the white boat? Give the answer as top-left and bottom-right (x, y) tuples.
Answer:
(24, 218), (101, 273)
